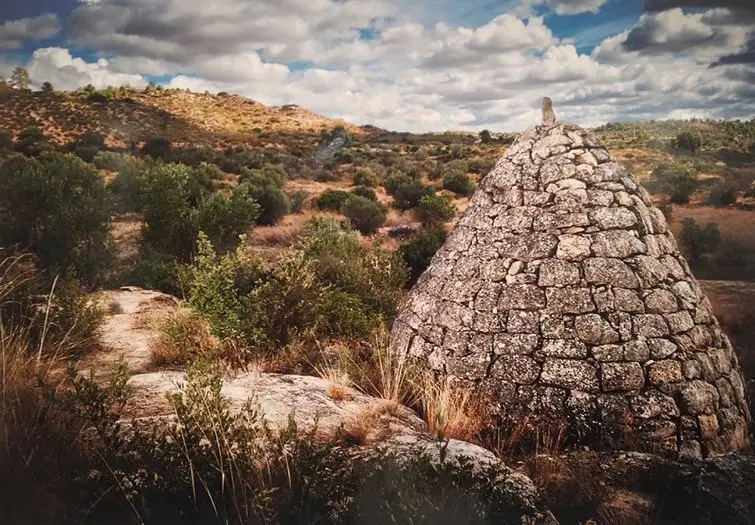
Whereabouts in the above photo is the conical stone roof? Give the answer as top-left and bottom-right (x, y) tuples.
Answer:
(390, 116), (751, 460)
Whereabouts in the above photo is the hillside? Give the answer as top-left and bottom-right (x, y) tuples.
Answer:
(0, 86), (361, 149)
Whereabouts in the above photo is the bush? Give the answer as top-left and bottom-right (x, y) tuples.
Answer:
(194, 161), (225, 181)
(442, 171), (475, 196)
(0, 130), (13, 152)
(389, 179), (435, 210)
(400, 227), (447, 284)
(679, 218), (721, 261)
(246, 183), (290, 226)
(0, 153), (115, 287)
(352, 185), (377, 201)
(141, 136), (172, 159)
(149, 309), (219, 367)
(196, 184), (260, 253)
(288, 189), (309, 213)
(317, 189), (352, 211)
(646, 162), (699, 204)
(14, 127), (53, 157)
(121, 248), (185, 296)
(706, 180), (738, 207)
(479, 129), (492, 144)
(418, 193), (455, 226)
(341, 196), (387, 235)
(353, 167), (380, 187)
(240, 163), (287, 188)
(468, 156), (496, 174)
(70, 132), (106, 163)
(40, 81), (54, 94)
(675, 131), (702, 153)
(92, 151), (134, 172)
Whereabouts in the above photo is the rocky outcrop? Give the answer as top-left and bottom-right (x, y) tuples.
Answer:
(391, 118), (751, 459)
(84, 287), (557, 525)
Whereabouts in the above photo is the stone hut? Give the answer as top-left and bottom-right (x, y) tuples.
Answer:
(390, 108), (751, 459)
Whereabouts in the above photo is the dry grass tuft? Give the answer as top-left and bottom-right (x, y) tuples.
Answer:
(415, 375), (487, 442)
(149, 309), (220, 368)
(316, 361), (353, 402)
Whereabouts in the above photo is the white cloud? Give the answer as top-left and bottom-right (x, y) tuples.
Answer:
(24, 48), (147, 91)
(0, 14), (62, 49)
(5, 1), (751, 132)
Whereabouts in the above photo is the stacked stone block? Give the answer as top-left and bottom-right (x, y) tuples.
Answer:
(391, 122), (751, 459)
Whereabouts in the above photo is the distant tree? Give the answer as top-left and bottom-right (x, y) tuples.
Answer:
(9, 67), (30, 90)
(675, 132), (702, 153)
(479, 129), (492, 144)
(40, 81), (55, 94)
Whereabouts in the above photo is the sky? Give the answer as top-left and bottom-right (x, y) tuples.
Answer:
(0, 0), (753, 132)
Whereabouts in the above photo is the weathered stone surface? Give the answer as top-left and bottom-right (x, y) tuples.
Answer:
(538, 259), (581, 286)
(590, 231), (646, 258)
(390, 117), (751, 459)
(556, 234), (592, 260)
(584, 258), (639, 288)
(644, 290), (678, 313)
(633, 314), (669, 337)
(546, 287), (595, 314)
(648, 360), (683, 385)
(575, 314), (619, 344)
(590, 207), (637, 230)
(601, 363), (645, 391)
(541, 359), (599, 392)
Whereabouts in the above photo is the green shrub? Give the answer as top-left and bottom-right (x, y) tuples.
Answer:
(679, 218), (721, 261)
(240, 163), (287, 188)
(246, 183), (290, 226)
(14, 127), (53, 157)
(706, 180), (738, 207)
(353, 167), (380, 187)
(646, 162), (699, 204)
(341, 196), (387, 235)
(141, 136), (172, 159)
(316, 290), (374, 339)
(301, 219), (407, 320)
(0, 153), (115, 287)
(314, 168), (341, 182)
(92, 151), (134, 171)
(675, 131), (702, 153)
(442, 171), (475, 196)
(418, 193), (455, 226)
(186, 233), (265, 344)
(122, 248), (185, 296)
(479, 129), (492, 144)
(352, 185), (378, 201)
(140, 163), (208, 260)
(70, 132), (106, 163)
(317, 189), (352, 211)
(288, 189), (309, 213)
(194, 161), (225, 181)
(468, 157), (495, 174)
(0, 130), (13, 151)
(449, 143), (464, 159)
(400, 227), (447, 284)
(196, 184), (260, 253)
(108, 159), (147, 213)
(390, 179), (436, 210)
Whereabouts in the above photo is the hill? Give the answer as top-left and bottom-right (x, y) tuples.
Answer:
(0, 86), (361, 149)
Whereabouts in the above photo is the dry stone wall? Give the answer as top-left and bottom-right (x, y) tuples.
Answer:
(391, 121), (751, 459)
